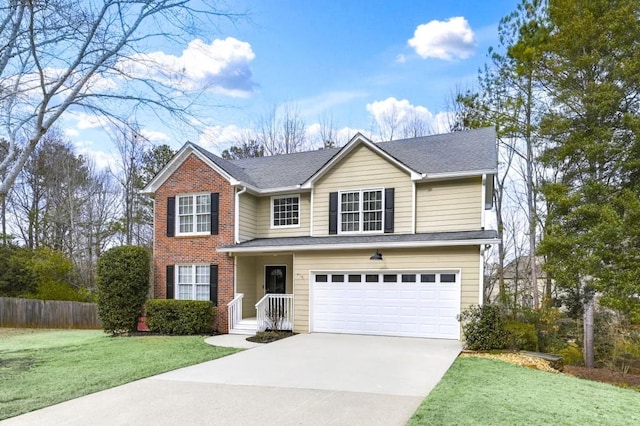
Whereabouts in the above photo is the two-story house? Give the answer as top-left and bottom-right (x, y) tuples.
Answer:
(142, 127), (498, 339)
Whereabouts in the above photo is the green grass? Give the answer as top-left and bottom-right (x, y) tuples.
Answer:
(409, 357), (640, 426)
(0, 328), (240, 420)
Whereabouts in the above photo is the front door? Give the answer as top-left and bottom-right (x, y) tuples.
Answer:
(265, 266), (286, 294)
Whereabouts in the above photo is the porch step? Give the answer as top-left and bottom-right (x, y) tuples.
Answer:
(229, 318), (257, 335)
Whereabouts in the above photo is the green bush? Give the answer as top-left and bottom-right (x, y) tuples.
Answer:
(459, 304), (509, 350)
(558, 342), (583, 365)
(96, 246), (150, 335)
(505, 321), (539, 351)
(146, 299), (214, 335)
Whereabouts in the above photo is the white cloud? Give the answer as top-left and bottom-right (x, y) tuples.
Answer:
(140, 129), (170, 143)
(395, 54), (407, 64)
(408, 16), (475, 60)
(366, 97), (450, 139)
(72, 140), (114, 170)
(199, 124), (251, 151)
(119, 37), (257, 97)
(65, 111), (111, 130)
(306, 123), (370, 148)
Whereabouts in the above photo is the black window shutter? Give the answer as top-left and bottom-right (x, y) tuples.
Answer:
(384, 188), (395, 233)
(209, 264), (218, 306)
(166, 197), (175, 237)
(329, 192), (338, 234)
(210, 193), (219, 235)
(166, 265), (174, 299)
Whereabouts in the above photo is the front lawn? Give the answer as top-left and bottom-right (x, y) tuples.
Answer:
(0, 328), (240, 420)
(409, 357), (640, 425)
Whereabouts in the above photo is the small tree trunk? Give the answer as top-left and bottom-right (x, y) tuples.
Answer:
(583, 296), (594, 368)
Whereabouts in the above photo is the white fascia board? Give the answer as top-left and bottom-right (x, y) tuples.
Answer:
(304, 135), (418, 186)
(415, 169), (497, 182)
(141, 143), (234, 194)
(239, 184), (309, 196)
(217, 237), (501, 254)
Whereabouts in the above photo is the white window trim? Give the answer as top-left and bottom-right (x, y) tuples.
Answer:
(175, 264), (210, 300)
(270, 194), (301, 229)
(176, 192), (211, 236)
(338, 188), (385, 234)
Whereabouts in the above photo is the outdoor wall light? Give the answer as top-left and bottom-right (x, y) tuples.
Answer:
(370, 250), (383, 260)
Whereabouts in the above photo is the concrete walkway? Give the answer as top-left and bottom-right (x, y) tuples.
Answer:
(3, 334), (461, 426)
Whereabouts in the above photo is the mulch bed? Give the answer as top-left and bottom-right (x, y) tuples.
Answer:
(246, 331), (295, 343)
(564, 366), (640, 389)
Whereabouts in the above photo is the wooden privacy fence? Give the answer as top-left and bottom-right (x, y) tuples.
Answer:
(0, 297), (102, 329)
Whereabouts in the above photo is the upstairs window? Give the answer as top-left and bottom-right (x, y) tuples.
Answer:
(177, 193), (210, 235)
(272, 195), (300, 227)
(339, 189), (383, 233)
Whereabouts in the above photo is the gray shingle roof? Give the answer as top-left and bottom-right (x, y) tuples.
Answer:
(220, 230), (499, 251)
(193, 127), (496, 190)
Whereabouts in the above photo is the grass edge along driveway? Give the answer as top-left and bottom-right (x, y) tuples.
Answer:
(0, 328), (240, 420)
(408, 357), (640, 426)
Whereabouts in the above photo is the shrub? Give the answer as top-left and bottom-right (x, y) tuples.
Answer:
(96, 245), (150, 335)
(505, 321), (539, 351)
(146, 299), (214, 335)
(459, 304), (509, 350)
(558, 342), (583, 365)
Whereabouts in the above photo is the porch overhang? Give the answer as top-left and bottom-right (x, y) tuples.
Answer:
(218, 230), (500, 254)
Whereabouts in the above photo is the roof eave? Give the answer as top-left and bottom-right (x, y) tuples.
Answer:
(218, 237), (501, 254)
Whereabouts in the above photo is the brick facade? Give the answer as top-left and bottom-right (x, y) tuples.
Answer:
(153, 154), (235, 333)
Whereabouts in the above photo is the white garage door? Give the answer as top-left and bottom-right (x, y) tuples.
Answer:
(311, 271), (461, 339)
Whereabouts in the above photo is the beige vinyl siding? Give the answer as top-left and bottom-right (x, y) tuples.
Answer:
(238, 193), (257, 242)
(313, 145), (412, 236)
(415, 178), (483, 232)
(236, 257), (257, 318)
(292, 246), (480, 334)
(255, 193), (311, 238)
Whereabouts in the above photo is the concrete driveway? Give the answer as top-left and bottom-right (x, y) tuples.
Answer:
(3, 334), (461, 426)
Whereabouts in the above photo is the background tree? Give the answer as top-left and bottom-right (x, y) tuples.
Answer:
(221, 140), (264, 160)
(536, 0), (640, 366)
(0, 0), (241, 198)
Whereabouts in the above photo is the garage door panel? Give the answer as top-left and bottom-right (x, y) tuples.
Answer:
(312, 270), (461, 339)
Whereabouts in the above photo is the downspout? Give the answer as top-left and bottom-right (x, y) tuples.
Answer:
(481, 174), (487, 229)
(309, 188), (314, 236)
(411, 181), (416, 234)
(234, 186), (247, 244)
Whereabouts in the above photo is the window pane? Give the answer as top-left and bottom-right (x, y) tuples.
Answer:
(195, 284), (209, 300)
(195, 265), (209, 284)
(365, 274), (379, 283)
(315, 274), (328, 283)
(440, 274), (457, 283)
(178, 197), (193, 214)
(383, 274), (397, 283)
(348, 274), (361, 283)
(273, 196), (299, 226)
(402, 274), (417, 283)
(421, 274), (436, 283)
(362, 190), (383, 232)
(179, 215), (193, 233)
(331, 274), (344, 282)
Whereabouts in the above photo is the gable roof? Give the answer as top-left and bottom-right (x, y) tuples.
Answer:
(143, 127), (497, 194)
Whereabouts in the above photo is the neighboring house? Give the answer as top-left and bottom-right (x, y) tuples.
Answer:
(142, 127), (499, 340)
(489, 256), (551, 307)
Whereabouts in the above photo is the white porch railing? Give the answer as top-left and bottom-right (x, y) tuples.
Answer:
(255, 294), (294, 332)
(227, 293), (244, 332)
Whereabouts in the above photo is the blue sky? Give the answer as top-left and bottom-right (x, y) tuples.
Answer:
(63, 0), (519, 168)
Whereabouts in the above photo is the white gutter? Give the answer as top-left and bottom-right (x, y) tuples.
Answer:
(479, 245), (485, 305)
(415, 169), (497, 182)
(234, 186), (247, 243)
(218, 237), (501, 254)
